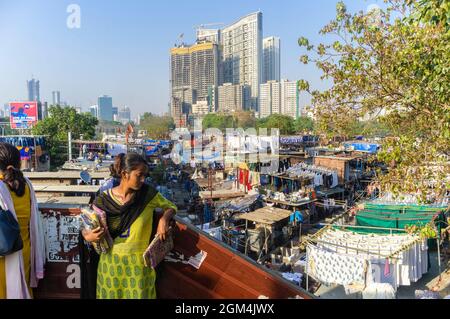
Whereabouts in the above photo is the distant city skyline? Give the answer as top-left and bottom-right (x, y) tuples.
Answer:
(0, 0), (386, 119)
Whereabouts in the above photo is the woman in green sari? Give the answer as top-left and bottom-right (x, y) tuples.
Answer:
(81, 153), (176, 299)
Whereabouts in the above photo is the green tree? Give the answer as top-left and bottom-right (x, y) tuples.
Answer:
(32, 106), (98, 169)
(139, 113), (175, 139)
(293, 116), (315, 133)
(203, 113), (236, 131)
(298, 0), (449, 201)
(235, 111), (256, 128)
(257, 114), (296, 135)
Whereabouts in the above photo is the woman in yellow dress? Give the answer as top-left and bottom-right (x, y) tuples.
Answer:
(81, 153), (176, 299)
(0, 142), (46, 299)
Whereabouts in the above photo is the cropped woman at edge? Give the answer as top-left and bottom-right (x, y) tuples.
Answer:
(0, 142), (46, 299)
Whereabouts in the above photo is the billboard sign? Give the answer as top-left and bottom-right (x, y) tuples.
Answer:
(10, 101), (38, 129)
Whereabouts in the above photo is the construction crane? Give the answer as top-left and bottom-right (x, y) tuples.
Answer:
(175, 33), (184, 47)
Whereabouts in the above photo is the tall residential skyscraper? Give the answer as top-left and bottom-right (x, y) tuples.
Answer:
(170, 42), (220, 127)
(27, 78), (40, 102)
(190, 42), (220, 102)
(221, 12), (263, 111)
(52, 91), (61, 105)
(97, 95), (113, 121)
(259, 80), (299, 119)
(263, 37), (281, 83)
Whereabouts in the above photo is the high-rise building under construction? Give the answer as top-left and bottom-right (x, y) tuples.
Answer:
(170, 42), (220, 127)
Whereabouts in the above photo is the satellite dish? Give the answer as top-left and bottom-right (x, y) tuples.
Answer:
(80, 170), (91, 184)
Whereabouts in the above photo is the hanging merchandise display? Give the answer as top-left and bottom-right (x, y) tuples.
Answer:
(16, 146), (31, 160)
(0, 136), (49, 170)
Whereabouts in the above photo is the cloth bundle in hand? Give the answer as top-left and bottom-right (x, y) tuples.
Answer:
(80, 206), (113, 254)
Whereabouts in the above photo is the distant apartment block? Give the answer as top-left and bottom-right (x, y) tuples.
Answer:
(217, 83), (250, 113)
(259, 80), (299, 118)
(263, 36), (280, 83)
(117, 106), (131, 124)
(90, 105), (98, 118)
(281, 80), (299, 119)
(3, 103), (10, 117)
(52, 91), (61, 105)
(171, 86), (194, 127)
(192, 100), (209, 116)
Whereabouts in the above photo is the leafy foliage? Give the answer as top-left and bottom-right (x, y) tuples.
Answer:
(32, 106), (98, 169)
(139, 113), (175, 139)
(298, 0), (449, 202)
(256, 114), (295, 135)
(294, 116), (315, 133)
(203, 111), (256, 131)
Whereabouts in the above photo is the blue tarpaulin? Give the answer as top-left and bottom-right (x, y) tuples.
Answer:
(344, 141), (380, 153)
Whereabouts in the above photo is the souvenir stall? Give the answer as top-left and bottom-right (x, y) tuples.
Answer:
(0, 135), (50, 171)
(305, 226), (429, 298)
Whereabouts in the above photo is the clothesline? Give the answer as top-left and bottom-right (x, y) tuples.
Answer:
(305, 226), (429, 292)
(306, 238), (399, 260)
(312, 227), (423, 259)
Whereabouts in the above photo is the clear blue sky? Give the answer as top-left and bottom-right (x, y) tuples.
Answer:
(0, 0), (385, 118)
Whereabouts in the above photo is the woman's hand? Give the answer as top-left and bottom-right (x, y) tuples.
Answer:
(82, 227), (105, 243)
(156, 217), (170, 241)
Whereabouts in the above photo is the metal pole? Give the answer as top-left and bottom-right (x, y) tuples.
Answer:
(437, 235), (442, 281)
(244, 219), (248, 256)
(306, 248), (309, 292)
(33, 136), (38, 170)
(68, 132), (72, 161)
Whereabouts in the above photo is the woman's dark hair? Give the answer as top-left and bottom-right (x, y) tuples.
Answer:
(110, 153), (148, 178)
(0, 142), (27, 196)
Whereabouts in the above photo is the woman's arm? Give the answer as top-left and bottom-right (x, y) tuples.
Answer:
(153, 192), (178, 240)
(156, 208), (176, 240)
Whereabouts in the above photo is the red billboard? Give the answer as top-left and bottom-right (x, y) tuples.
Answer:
(10, 101), (38, 129)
